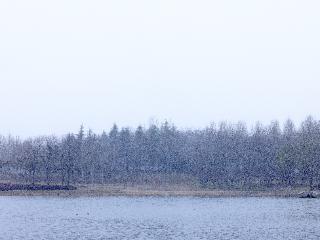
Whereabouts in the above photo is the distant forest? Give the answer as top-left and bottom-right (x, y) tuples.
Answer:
(0, 116), (320, 190)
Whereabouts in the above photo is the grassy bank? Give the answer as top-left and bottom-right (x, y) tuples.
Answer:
(0, 184), (318, 198)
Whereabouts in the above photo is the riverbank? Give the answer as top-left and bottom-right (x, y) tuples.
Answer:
(0, 184), (319, 198)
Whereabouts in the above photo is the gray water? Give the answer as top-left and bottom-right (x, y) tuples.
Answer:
(0, 197), (319, 240)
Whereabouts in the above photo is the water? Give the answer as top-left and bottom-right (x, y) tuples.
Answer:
(0, 196), (319, 240)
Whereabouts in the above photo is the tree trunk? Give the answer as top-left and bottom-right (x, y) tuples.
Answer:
(46, 169), (50, 186)
(32, 170), (35, 186)
(309, 177), (314, 191)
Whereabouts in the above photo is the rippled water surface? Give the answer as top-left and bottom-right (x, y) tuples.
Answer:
(0, 196), (319, 240)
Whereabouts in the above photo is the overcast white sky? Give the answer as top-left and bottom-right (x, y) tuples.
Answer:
(0, 0), (319, 136)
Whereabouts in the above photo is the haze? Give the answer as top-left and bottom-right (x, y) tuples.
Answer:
(0, 0), (319, 137)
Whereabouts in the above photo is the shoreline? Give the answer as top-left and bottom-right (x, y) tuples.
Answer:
(0, 184), (318, 198)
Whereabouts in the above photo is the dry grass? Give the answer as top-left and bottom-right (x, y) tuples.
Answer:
(0, 184), (314, 198)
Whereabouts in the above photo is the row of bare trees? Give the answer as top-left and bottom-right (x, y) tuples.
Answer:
(0, 117), (320, 189)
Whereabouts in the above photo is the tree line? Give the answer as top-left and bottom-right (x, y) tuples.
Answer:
(0, 116), (320, 190)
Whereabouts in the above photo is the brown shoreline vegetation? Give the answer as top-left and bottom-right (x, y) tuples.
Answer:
(0, 183), (319, 198)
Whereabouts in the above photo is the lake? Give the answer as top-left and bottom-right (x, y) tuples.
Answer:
(0, 196), (319, 239)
